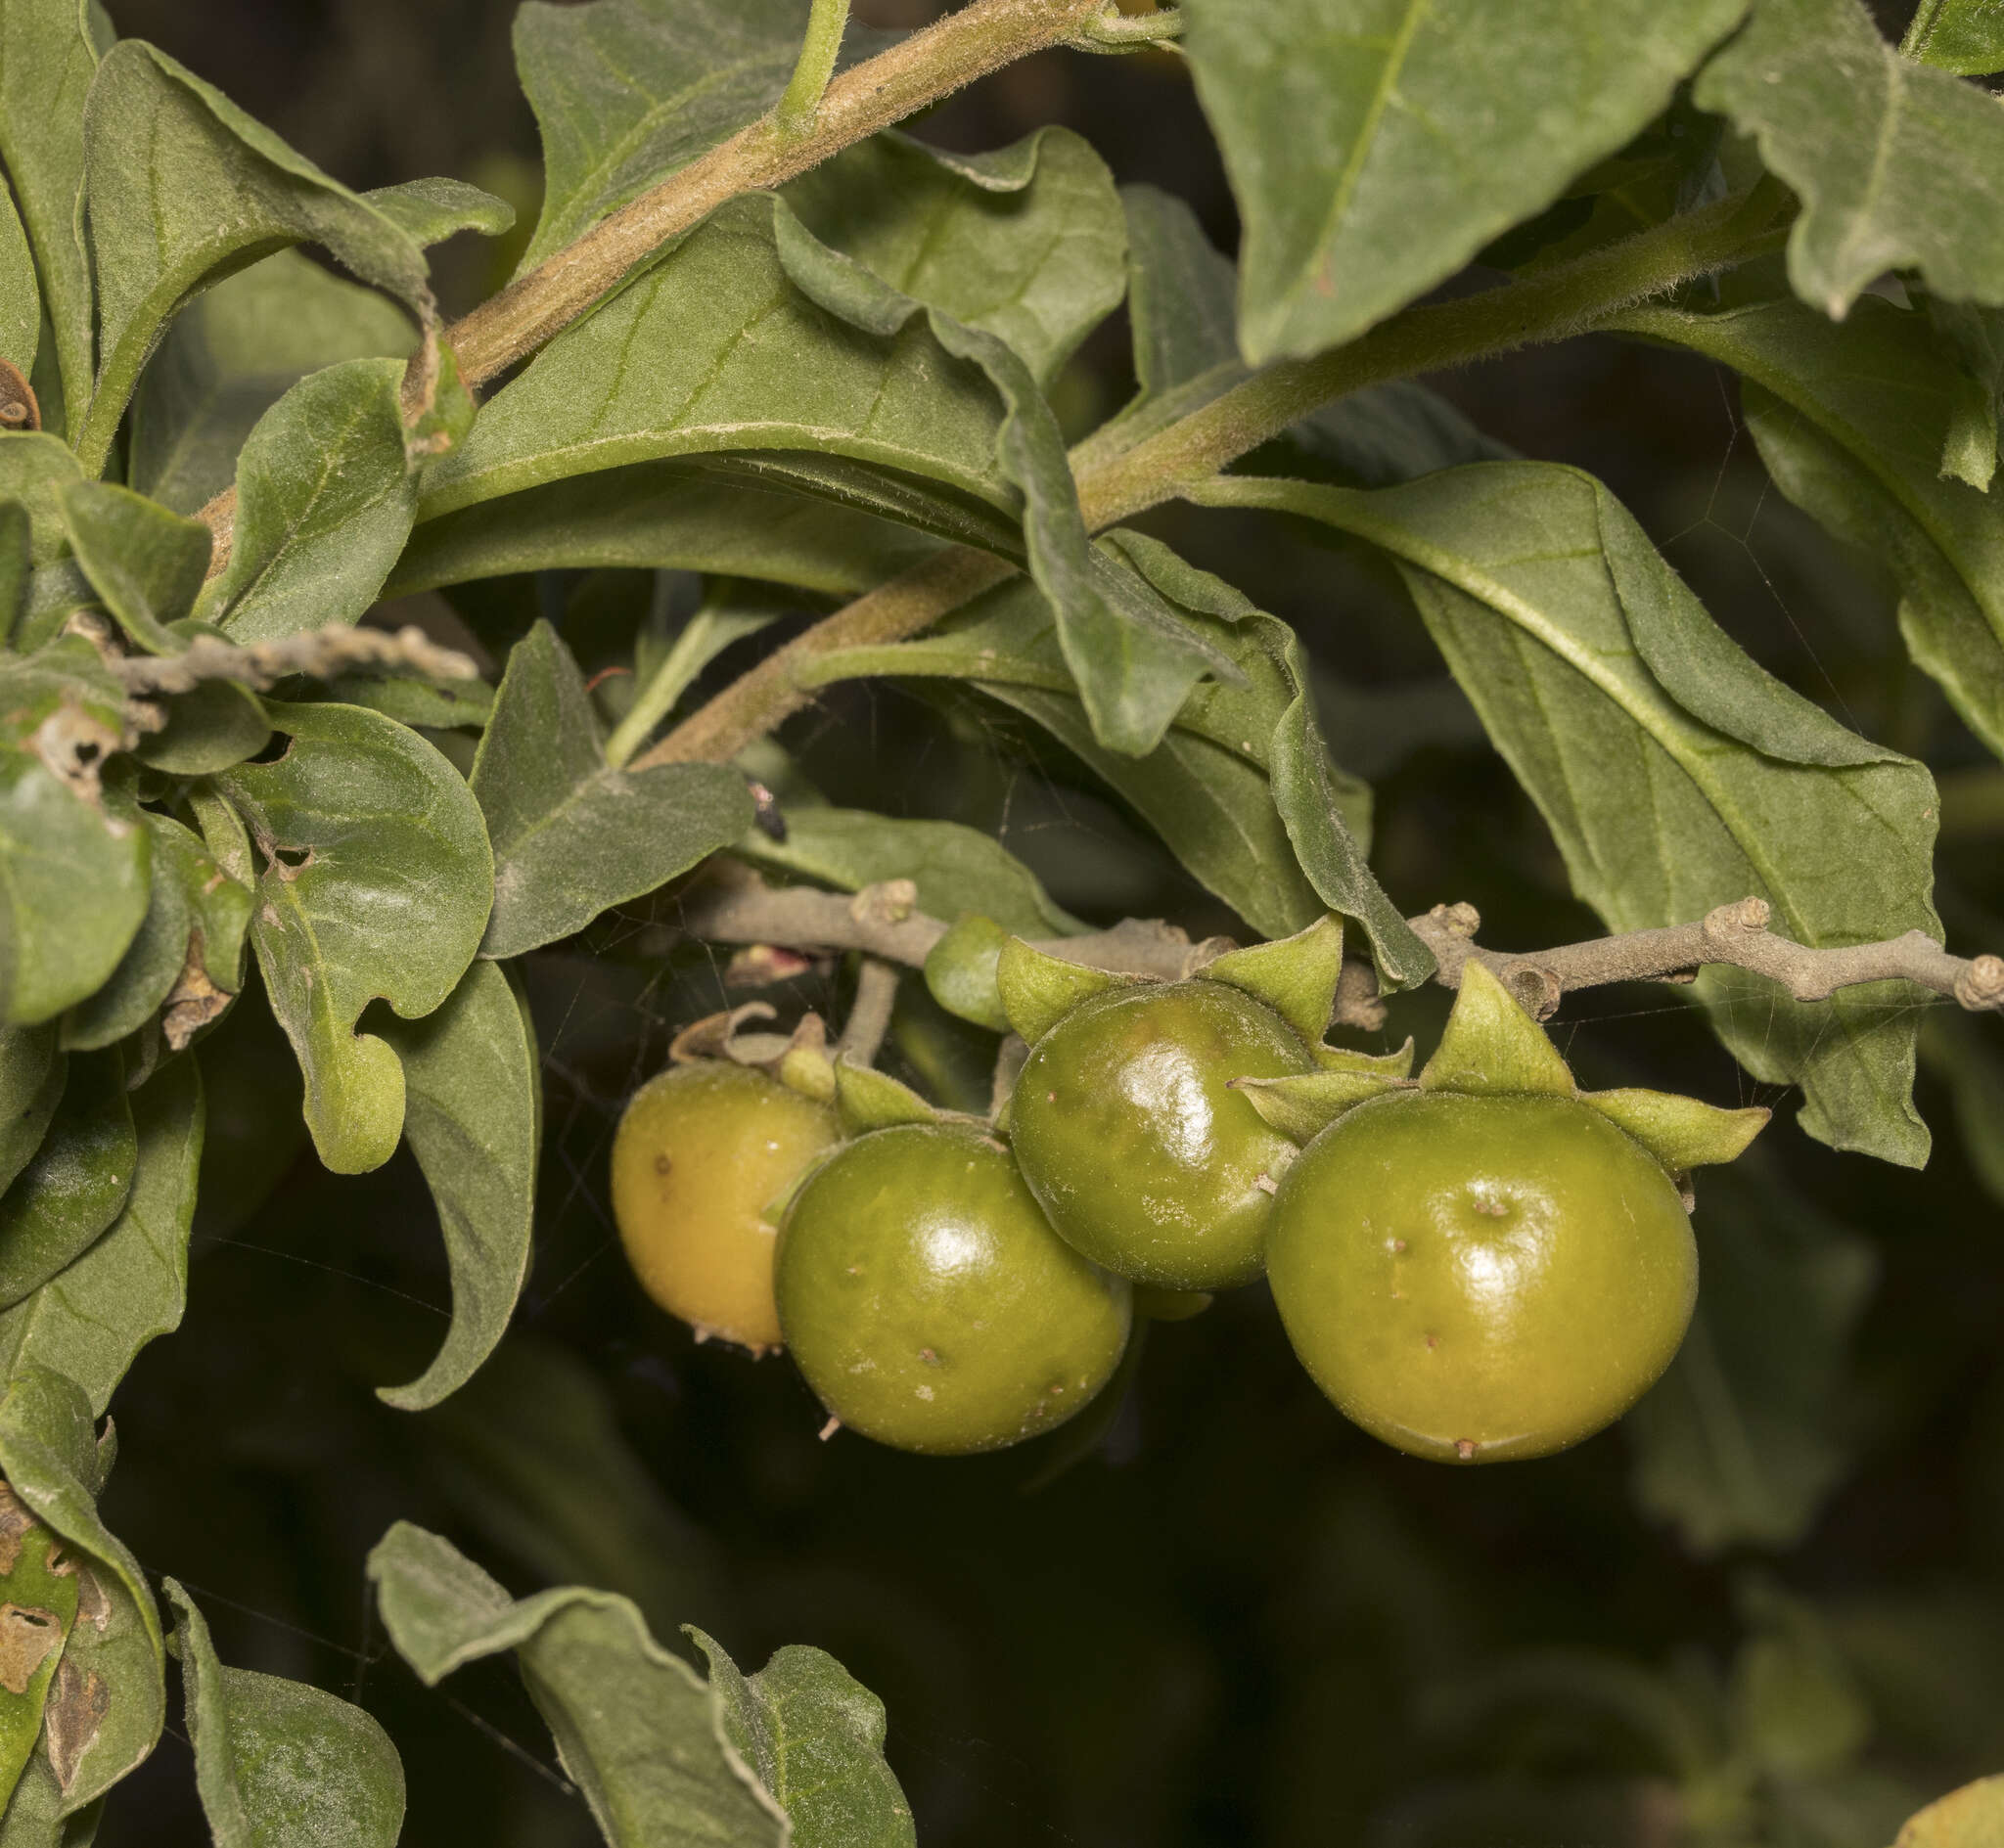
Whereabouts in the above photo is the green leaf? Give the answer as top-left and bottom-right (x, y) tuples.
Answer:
(1890, 1775), (2004, 1847)
(1694, 0), (2004, 321)
(61, 811), (250, 1055)
(0, 439), (83, 567)
(0, 1051), (132, 1313)
(394, 464), (937, 600)
(1418, 960), (1578, 1097)
(923, 914), (1014, 1032)
(740, 808), (1081, 940)
(689, 1630), (916, 1848)
(214, 699), (493, 1175)
(1618, 297), (2004, 762)
(1120, 184), (1242, 409)
(193, 358), (416, 644)
(1627, 1165), (1876, 1553)
(133, 623), (272, 778)
(1905, 0), (2004, 74)
(373, 961), (537, 1412)
(0, 642), (150, 1030)
(1927, 297), (2003, 493)
(511, 0), (891, 274)
(470, 622), (751, 959)
(0, 1054), (202, 1415)
(367, 1521), (786, 1847)
(1181, 0), (1750, 362)
(164, 1580), (403, 1848)
(0, 1365), (164, 1817)
(1200, 465), (1941, 1165)
(0, 0), (103, 441)
(128, 250), (415, 517)
(76, 41), (442, 470)
(0, 505), (26, 647)
(1260, 381), (1514, 489)
(0, 179), (35, 380)
(784, 126), (1127, 386)
(0, 1504), (79, 1817)
(359, 176), (514, 248)
(52, 482), (208, 655)
(0, 1030), (62, 1199)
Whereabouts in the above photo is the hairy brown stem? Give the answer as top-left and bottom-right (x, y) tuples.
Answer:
(680, 873), (2004, 1026)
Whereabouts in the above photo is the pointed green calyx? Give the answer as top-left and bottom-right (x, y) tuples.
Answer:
(1580, 1088), (1769, 1174)
(1198, 915), (1344, 1044)
(1312, 1039), (1415, 1080)
(1418, 959), (1577, 1097)
(834, 1058), (943, 1135)
(996, 937), (1141, 1044)
(1229, 1068), (1412, 1144)
(924, 912), (1013, 1032)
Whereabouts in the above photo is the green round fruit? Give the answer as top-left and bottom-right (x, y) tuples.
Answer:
(1009, 980), (1313, 1289)
(610, 1060), (840, 1351)
(775, 1121), (1131, 1455)
(1265, 1091), (1698, 1464)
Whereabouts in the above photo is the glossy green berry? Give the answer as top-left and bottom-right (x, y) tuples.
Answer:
(1008, 980), (1313, 1289)
(1265, 1090), (1698, 1464)
(775, 1121), (1131, 1455)
(610, 1060), (840, 1351)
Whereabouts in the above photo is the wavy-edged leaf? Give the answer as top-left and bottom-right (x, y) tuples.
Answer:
(0, 1029), (62, 1200)
(1695, 0), (2004, 320)
(0, 1365), (163, 1816)
(740, 807), (1081, 940)
(193, 358), (415, 643)
(214, 700), (493, 1175)
(1629, 1166), (1875, 1553)
(1618, 296), (2004, 762)
(0, 1050), (131, 1313)
(165, 1580), (403, 1848)
(785, 126), (1127, 387)
(393, 463), (938, 599)
(0, 0), (103, 441)
(1202, 464), (1941, 1163)
(1181, 0), (1750, 363)
(52, 482), (207, 655)
(691, 1629), (916, 1848)
(0, 642), (150, 1029)
(0, 1054), (201, 1415)
(368, 1522), (786, 1847)
(470, 622), (750, 959)
(374, 961), (537, 1412)
(129, 250), (414, 517)
(512, 0), (892, 274)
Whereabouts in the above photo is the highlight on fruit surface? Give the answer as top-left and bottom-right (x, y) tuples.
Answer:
(774, 1120), (1133, 1456)
(609, 1057), (841, 1352)
(1255, 962), (1769, 1465)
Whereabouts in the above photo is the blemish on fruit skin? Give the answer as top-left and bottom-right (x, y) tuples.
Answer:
(919, 1347), (940, 1365)
(654, 1153), (672, 1176)
(1455, 1439), (1477, 1462)
(1390, 1238), (1407, 1253)
(1425, 1333), (1438, 1350)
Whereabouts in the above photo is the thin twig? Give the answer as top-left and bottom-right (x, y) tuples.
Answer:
(838, 956), (901, 1064)
(113, 625), (478, 697)
(680, 872), (2004, 1025)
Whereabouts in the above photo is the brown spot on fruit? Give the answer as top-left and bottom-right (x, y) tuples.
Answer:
(1455, 1439), (1477, 1462)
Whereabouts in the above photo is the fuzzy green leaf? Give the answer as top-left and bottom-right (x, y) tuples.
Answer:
(214, 700), (493, 1175)
(0, 505), (26, 648)
(0, 643), (150, 1030)
(470, 622), (751, 959)
(785, 127), (1127, 386)
(1202, 465), (1941, 1165)
(740, 809), (1080, 941)
(1628, 1166), (1876, 1553)
(1905, 0), (2004, 73)
(374, 961), (538, 1413)
(0, 1507), (78, 1815)
(1120, 184), (1242, 409)
(689, 1630), (916, 1848)
(1696, 0), (2004, 321)
(923, 914), (1014, 1033)
(0, 1365), (163, 1817)
(1199, 915), (1344, 1043)
(1619, 297), (2004, 763)
(52, 483), (207, 655)
(1581, 1088), (1770, 1174)
(0, 1054), (202, 1416)
(134, 622), (272, 778)
(0, 439), (83, 568)
(194, 358), (415, 643)
(61, 811), (250, 1055)
(368, 1522), (787, 1847)
(129, 250), (415, 517)
(0, 0), (103, 440)
(996, 937), (1137, 1045)
(76, 41), (441, 470)
(0, 1030), (62, 1202)
(511, 0), (892, 274)
(0, 1051), (132, 1314)
(360, 176), (514, 248)
(0, 180), (35, 380)
(165, 1580), (403, 1848)
(1181, 0), (1749, 363)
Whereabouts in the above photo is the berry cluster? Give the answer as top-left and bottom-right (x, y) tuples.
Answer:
(612, 920), (1767, 1464)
